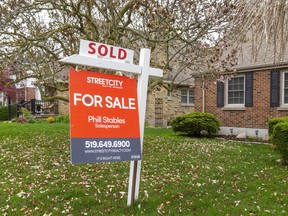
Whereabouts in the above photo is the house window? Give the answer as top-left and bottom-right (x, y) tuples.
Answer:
(181, 89), (194, 106)
(282, 72), (288, 105)
(217, 73), (253, 109)
(277, 70), (288, 107)
(226, 76), (245, 106)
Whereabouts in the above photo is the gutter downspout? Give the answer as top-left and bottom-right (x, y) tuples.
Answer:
(202, 78), (205, 113)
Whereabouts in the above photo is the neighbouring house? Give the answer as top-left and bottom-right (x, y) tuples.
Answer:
(145, 79), (195, 127)
(0, 71), (41, 106)
(145, 44), (196, 127)
(0, 70), (63, 118)
(12, 74), (42, 103)
(194, 36), (288, 138)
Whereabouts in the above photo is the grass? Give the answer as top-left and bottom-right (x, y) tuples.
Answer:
(0, 123), (287, 215)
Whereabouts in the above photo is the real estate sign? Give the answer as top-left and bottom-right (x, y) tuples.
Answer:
(69, 68), (141, 164)
(62, 39), (163, 205)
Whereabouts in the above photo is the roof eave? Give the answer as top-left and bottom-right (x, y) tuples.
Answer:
(235, 62), (288, 72)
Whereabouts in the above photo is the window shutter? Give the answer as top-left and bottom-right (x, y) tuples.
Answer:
(217, 81), (224, 107)
(245, 73), (253, 107)
(270, 69), (280, 107)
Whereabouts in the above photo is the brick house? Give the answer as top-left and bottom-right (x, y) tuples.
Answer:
(0, 73), (40, 106)
(12, 74), (42, 103)
(194, 39), (288, 138)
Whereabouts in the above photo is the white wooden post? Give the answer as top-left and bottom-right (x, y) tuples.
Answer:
(127, 48), (153, 205)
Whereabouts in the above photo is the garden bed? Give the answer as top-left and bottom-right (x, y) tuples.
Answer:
(216, 135), (270, 145)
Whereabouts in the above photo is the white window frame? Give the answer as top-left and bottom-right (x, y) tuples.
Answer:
(180, 88), (194, 106)
(225, 75), (245, 108)
(280, 71), (288, 107)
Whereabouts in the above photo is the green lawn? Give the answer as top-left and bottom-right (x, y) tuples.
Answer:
(0, 124), (287, 215)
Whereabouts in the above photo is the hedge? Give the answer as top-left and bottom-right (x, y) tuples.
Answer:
(0, 106), (17, 121)
(272, 122), (288, 165)
(268, 116), (288, 138)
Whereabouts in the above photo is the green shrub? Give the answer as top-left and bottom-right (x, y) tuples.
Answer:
(54, 115), (70, 123)
(21, 108), (32, 117)
(268, 116), (288, 139)
(1, 121), (12, 124)
(0, 106), (17, 121)
(47, 116), (55, 123)
(27, 118), (37, 123)
(272, 122), (288, 165)
(171, 112), (220, 137)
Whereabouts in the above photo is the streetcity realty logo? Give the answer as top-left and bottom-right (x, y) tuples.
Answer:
(87, 76), (123, 89)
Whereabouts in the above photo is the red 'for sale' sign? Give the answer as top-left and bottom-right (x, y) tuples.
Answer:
(69, 68), (141, 164)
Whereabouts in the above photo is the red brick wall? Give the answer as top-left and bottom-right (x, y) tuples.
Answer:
(26, 88), (36, 101)
(16, 87), (36, 102)
(194, 70), (288, 129)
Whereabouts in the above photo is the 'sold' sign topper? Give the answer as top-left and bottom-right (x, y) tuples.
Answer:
(69, 68), (141, 164)
(79, 39), (134, 64)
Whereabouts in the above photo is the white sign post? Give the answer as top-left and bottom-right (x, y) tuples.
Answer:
(60, 40), (163, 206)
